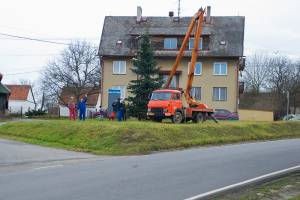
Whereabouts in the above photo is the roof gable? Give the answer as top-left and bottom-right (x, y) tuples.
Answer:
(99, 16), (245, 57)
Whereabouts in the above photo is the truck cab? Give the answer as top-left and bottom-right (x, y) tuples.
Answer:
(147, 89), (184, 123)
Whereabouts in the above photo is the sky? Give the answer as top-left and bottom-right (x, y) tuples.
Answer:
(0, 0), (299, 84)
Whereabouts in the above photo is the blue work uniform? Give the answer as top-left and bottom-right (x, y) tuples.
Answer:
(78, 97), (87, 120)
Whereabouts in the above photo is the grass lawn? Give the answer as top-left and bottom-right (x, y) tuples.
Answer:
(0, 120), (299, 155)
(219, 173), (300, 200)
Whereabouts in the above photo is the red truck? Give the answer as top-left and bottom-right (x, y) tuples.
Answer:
(147, 89), (215, 123)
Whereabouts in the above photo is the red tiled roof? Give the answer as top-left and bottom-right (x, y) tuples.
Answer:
(59, 87), (100, 107)
(5, 85), (30, 100)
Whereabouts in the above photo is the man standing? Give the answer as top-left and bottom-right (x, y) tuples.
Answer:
(78, 94), (88, 121)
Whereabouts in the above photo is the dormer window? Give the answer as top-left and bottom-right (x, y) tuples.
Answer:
(164, 38), (177, 49)
(189, 38), (203, 50)
(116, 40), (123, 49)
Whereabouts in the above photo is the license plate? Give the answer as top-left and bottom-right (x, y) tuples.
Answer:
(148, 112), (155, 116)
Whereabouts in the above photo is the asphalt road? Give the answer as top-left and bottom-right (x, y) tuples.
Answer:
(0, 139), (299, 200)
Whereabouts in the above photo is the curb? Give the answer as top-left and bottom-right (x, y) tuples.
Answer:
(184, 165), (300, 200)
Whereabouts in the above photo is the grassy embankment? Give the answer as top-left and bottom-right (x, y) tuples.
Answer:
(219, 173), (300, 200)
(0, 120), (299, 155)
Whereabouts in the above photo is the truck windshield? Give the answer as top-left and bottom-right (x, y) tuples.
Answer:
(151, 92), (172, 100)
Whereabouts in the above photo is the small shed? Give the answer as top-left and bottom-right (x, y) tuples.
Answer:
(0, 74), (11, 116)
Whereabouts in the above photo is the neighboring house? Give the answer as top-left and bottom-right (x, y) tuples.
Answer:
(0, 75), (10, 116)
(58, 87), (101, 117)
(98, 6), (245, 112)
(5, 85), (36, 114)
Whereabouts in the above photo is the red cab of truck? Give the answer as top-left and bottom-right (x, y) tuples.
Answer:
(147, 89), (182, 122)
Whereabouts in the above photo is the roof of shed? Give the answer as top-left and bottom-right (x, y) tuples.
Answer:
(98, 16), (245, 57)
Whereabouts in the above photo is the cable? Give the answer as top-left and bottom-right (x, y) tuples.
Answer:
(0, 54), (59, 57)
(0, 32), (69, 45)
(4, 71), (40, 76)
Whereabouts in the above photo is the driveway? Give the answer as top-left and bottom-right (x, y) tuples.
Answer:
(0, 139), (95, 166)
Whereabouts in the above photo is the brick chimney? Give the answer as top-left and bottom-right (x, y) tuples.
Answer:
(136, 6), (142, 23)
(206, 6), (211, 23)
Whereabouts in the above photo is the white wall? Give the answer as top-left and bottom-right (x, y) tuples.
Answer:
(59, 105), (98, 117)
(8, 100), (36, 114)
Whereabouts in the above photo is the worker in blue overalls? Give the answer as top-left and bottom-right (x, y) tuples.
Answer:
(78, 94), (88, 121)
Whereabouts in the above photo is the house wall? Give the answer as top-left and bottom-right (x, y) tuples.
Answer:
(101, 57), (239, 112)
(8, 100), (36, 114)
(239, 109), (274, 121)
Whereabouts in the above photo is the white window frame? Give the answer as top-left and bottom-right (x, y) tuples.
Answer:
(162, 74), (178, 88)
(213, 62), (228, 75)
(164, 38), (177, 49)
(188, 62), (202, 76)
(111, 85), (126, 99)
(112, 61), (126, 75)
(190, 87), (201, 100)
(189, 38), (203, 50)
(213, 87), (227, 101)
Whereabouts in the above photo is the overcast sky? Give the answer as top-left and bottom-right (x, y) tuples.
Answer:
(0, 0), (299, 84)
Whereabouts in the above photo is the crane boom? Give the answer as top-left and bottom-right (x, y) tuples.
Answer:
(164, 9), (203, 89)
(165, 8), (206, 107)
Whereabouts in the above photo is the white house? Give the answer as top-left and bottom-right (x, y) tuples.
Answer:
(59, 87), (101, 117)
(5, 85), (36, 114)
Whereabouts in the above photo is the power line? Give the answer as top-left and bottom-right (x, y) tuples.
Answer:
(0, 54), (59, 57)
(0, 32), (69, 45)
(4, 70), (40, 76)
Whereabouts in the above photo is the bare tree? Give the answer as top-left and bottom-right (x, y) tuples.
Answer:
(243, 53), (271, 93)
(40, 41), (100, 104)
(267, 55), (296, 118)
(285, 60), (300, 114)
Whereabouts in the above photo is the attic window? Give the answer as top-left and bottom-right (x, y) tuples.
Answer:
(220, 41), (226, 46)
(116, 40), (123, 48)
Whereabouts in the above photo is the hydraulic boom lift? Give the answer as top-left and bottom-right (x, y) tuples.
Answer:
(147, 8), (218, 123)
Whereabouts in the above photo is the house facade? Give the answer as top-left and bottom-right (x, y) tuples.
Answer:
(5, 85), (36, 114)
(98, 7), (245, 112)
(58, 87), (101, 117)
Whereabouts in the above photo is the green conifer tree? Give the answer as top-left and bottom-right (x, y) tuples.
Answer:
(127, 34), (162, 119)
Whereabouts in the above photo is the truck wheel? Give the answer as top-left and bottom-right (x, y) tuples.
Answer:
(192, 112), (204, 123)
(172, 112), (183, 124)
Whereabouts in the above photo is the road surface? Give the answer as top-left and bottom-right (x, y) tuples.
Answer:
(0, 138), (299, 200)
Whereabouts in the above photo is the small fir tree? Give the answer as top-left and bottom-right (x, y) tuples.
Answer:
(127, 34), (162, 119)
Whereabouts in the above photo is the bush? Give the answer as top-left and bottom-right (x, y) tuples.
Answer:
(25, 109), (47, 117)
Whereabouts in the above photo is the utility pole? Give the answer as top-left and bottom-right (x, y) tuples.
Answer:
(178, 0), (181, 18)
(286, 91), (290, 116)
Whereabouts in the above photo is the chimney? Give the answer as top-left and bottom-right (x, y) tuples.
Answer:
(206, 6), (211, 23)
(169, 11), (174, 17)
(136, 6), (142, 23)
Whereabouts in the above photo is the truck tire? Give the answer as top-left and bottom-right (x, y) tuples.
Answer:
(192, 112), (204, 123)
(172, 112), (183, 124)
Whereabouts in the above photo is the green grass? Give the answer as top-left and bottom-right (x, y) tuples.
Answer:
(219, 173), (300, 200)
(0, 120), (299, 155)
